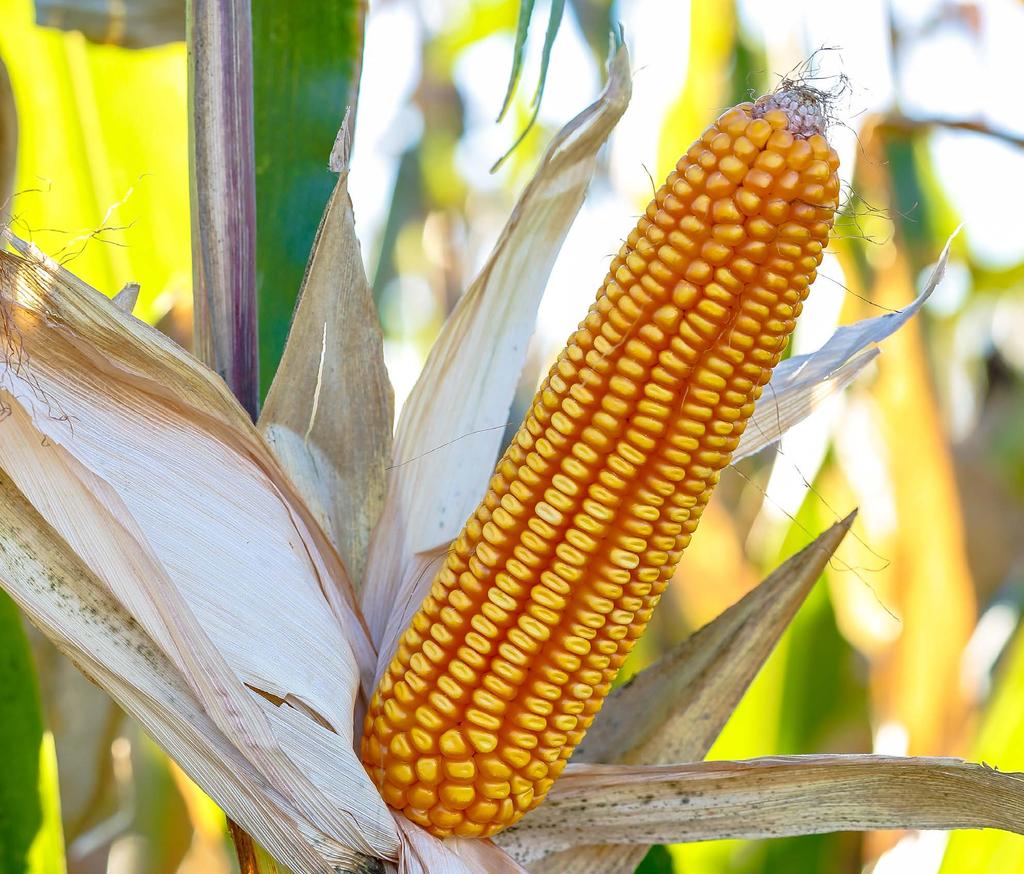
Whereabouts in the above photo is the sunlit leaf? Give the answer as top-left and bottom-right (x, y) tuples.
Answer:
(170, 763), (232, 873)
(940, 627), (1024, 871)
(0, 0), (190, 324)
(251, 0), (367, 396)
(29, 633), (123, 849)
(134, 737), (197, 874)
(0, 593), (66, 874)
(30, 733), (66, 874)
(0, 50), (64, 874)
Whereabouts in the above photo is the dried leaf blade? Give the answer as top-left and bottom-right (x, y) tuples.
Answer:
(0, 247), (399, 864)
(260, 168), (394, 586)
(0, 470), (366, 874)
(509, 516), (854, 872)
(732, 230), (958, 463)
(502, 755), (1024, 865)
(573, 513), (855, 766)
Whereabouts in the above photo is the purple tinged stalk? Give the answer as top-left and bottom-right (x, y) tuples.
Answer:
(187, 0), (260, 420)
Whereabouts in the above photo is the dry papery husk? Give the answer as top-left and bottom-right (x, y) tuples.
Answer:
(0, 239), (396, 873)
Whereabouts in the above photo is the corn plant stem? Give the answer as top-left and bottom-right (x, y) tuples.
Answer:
(187, 0), (260, 420)
(186, 1), (265, 868)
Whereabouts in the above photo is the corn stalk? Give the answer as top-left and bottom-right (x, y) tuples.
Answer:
(187, 0), (259, 419)
(186, 0), (265, 867)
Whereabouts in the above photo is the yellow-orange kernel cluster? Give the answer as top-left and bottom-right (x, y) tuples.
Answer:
(361, 92), (841, 838)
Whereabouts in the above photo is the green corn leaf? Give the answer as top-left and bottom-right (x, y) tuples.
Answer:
(491, 0), (566, 172)
(532, 0), (566, 109)
(0, 593), (65, 874)
(496, 0), (536, 122)
(251, 0), (367, 398)
(940, 621), (1024, 872)
(636, 845), (676, 874)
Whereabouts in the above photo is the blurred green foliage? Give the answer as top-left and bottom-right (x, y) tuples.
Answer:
(0, 593), (64, 874)
(0, 0), (189, 325)
(251, 0), (366, 397)
(941, 624), (1024, 872)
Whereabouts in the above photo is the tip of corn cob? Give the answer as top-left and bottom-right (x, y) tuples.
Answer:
(752, 86), (830, 138)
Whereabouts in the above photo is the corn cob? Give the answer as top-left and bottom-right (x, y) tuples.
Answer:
(362, 89), (840, 838)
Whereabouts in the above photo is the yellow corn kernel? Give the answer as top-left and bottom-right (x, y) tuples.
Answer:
(361, 88), (840, 838)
